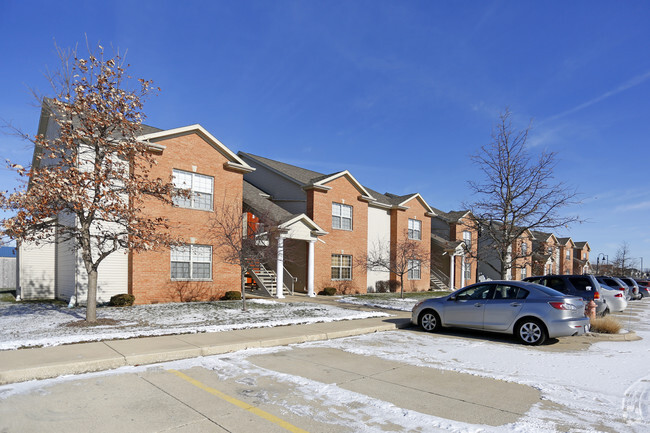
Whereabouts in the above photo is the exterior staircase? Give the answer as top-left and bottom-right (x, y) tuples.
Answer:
(430, 268), (450, 291)
(246, 262), (296, 298)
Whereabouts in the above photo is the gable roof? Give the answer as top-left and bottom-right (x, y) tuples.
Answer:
(574, 241), (590, 251)
(239, 152), (437, 214)
(242, 181), (327, 236)
(556, 237), (576, 248)
(140, 125), (254, 173)
(431, 207), (471, 223)
(384, 193), (435, 215)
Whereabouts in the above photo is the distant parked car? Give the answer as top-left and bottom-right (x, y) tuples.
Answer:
(596, 276), (631, 301)
(411, 280), (590, 346)
(634, 280), (650, 298)
(523, 274), (607, 316)
(598, 284), (628, 313)
(619, 277), (641, 300)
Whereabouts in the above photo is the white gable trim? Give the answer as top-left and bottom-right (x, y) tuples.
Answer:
(312, 170), (374, 199)
(139, 125), (254, 172)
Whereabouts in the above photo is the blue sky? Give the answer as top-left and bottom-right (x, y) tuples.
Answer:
(1, 1), (649, 269)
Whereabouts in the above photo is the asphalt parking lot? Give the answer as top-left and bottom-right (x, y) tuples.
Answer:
(1, 300), (648, 433)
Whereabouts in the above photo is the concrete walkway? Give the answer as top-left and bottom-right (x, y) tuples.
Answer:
(0, 295), (412, 385)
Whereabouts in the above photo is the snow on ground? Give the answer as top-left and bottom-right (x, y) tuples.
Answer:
(0, 299), (389, 350)
(338, 292), (447, 311)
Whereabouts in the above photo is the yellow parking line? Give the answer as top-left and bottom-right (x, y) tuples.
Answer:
(168, 369), (310, 433)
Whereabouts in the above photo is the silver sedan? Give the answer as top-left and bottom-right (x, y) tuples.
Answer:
(412, 281), (590, 345)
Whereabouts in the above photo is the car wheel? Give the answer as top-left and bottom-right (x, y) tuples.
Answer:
(516, 319), (547, 345)
(600, 308), (610, 317)
(420, 310), (441, 332)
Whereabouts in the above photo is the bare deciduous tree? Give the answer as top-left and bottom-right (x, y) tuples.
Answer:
(0, 43), (178, 321)
(612, 241), (632, 276)
(363, 232), (429, 298)
(210, 201), (280, 311)
(465, 109), (581, 279)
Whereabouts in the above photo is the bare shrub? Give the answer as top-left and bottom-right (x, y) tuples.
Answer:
(590, 317), (622, 334)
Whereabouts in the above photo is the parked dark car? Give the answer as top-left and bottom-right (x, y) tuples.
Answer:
(619, 277), (641, 300)
(412, 280), (589, 346)
(523, 274), (607, 316)
(596, 276), (632, 301)
(634, 280), (650, 298)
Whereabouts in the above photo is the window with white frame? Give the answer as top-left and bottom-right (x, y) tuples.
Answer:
(463, 261), (472, 280)
(520, 267), (527, 279)
(172, 169), (214, 211)
(408, 259), (421, 280)
(463, 231), (472, 249)
(171, 244), (212, 280)
(408, 219), (422, 240)
(521, 242), (528, 255)
(332, 203), (352, 230)
(331, 254), (352, 280)
(566, 249), (571, 260)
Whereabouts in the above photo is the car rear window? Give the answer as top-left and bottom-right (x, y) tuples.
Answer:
(531, 284), (565, 297)
(568, 277), (594, 292)
(544, 277), (567, 293)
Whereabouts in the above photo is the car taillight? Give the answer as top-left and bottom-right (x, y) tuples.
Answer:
(549, 301), (577, 310)
(615, 293), (623, 298)
(618, 287), (626, 291)
(594, 291), (600, 300)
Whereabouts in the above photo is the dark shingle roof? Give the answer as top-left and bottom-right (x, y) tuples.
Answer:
(430, 207), (469, 223)
(239, 152), (325, 185)
(242, 181), (295, 224)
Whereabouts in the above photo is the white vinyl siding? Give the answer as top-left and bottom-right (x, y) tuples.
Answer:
(408, 259), (421, 280)
(332, 203), (352, 230)
(408, 219), (421, 240)
(171, 244), (212, 280)
(331, 254), (352, 280)
(173, 169), (214, 211)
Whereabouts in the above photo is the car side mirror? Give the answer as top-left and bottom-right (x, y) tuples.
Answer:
(449, 295), (457, 301)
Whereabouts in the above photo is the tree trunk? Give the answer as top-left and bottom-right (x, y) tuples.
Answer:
(241, 269), (247, 312)
(86, 269), (98, 322)
(400, 274), (404, 299)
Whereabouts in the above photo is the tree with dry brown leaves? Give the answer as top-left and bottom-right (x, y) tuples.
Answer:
(465, 109), (581, 280)
(0, 43), (179, 321)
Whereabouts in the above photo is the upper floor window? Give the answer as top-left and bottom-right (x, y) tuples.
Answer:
(408, 259), (421, 280)
(332, 203), (352, 230)
(521, 242), (528, 255)
(331, 254), (352, 280)
(566, 249), (571, 260)
(463, 230), (471, 249)
(408, 219), (422, 240)
(171, 244), (212, 280)
(520, 267), (527, 279)
(172, 169), (214, 211)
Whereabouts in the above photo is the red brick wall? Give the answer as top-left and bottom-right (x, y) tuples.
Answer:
(389, 197), (431, 292)
(559, 245), (574, 275)
(511, 235), (532, 281)
(130, 132), (242, 304)
(307, 176), (368, 294)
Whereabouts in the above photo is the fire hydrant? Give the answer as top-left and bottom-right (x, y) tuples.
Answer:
(585, 300), (597, 320)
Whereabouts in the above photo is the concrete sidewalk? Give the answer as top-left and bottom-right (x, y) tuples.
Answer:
(0, 305), (412, 385)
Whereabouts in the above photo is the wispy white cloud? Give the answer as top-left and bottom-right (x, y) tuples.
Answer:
(541, 69), (650, 124)
(615, 201), (650, 212)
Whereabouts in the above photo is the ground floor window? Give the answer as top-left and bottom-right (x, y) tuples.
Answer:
(171, 244), (212, 280)
(331, 254), (352, 280)
(520, 267), (527, 279)
(463, 261), (472, 280)
(408, 259), (421, 280)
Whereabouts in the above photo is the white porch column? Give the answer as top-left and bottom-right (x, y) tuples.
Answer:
(276, 236), (285, 299)
(460, 254), (466, 288)
(307, 240), (315, 297)
(449, 254), (456, 291)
